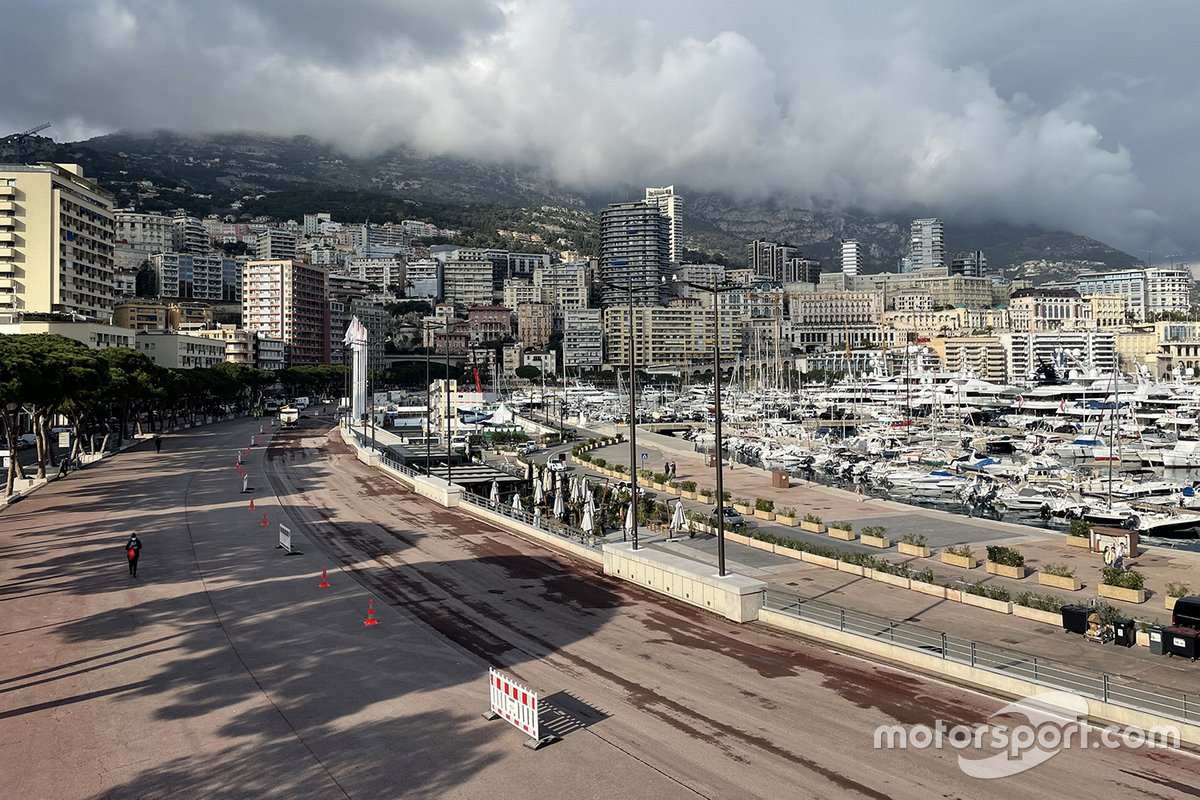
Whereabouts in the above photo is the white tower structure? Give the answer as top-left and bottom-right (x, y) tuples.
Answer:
(645, 185), (683, 264)
(343, 316), (369, 422)
(840, 239), (861, 276)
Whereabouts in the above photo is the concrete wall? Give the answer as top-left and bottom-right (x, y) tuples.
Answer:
(604, 541), (765, 622)
(759, 608), (1200, 748)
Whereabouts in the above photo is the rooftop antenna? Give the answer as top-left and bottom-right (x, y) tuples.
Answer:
(10, 122), (51, 163)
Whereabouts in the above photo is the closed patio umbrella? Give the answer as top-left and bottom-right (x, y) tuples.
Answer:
(489, 479), (500, 507)
(581, 503), (595, 536)
(511, 493), (524, 514)
(623, 502), (634, 541)
(553, 490), (565, 519)
(669, 500), (686, 538)
(533, 505), (543, 528)
(533, 479), (544, 506)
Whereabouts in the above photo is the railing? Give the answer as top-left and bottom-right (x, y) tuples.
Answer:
(762, 588), (1195, 726)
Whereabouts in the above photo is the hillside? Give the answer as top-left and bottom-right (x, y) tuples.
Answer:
(0, 130), (1141, 272)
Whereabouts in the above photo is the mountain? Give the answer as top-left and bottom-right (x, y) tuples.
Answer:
(1, 130), (1140, 272)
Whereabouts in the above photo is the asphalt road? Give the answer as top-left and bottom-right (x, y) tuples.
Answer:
(2, 413), (1199, 798)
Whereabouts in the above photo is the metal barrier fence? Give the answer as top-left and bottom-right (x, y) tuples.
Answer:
(763, 588), (1196, 726)
(347, 424), (601, 550)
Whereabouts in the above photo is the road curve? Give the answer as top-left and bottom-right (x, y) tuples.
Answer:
(266, 418), (1200, 799)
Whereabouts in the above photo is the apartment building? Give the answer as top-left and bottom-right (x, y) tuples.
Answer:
(135, 330), (226, 369)
(533, 260), (588, 310)
(0, 163), (116, 323)
(603, 299), (741, 370)
(563, 308), (604, 371)
(516, 301), (553, 346)
(242, 259), (329, 366)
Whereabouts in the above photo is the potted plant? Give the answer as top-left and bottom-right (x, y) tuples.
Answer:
(860, 525), (890, 548)
(985, 545), (1026, 579)
(734, 497), (754, 515)
(678, 480), (698, 500)
(1013, 591), (1067, 624)
(776, 506), (799, 527)
(801, 513), (826, 533)
(651, 471), (668, 490)
(592, 457), (607, 469)
(898, 532), (930, 558)
(1066, 519), (1091, 548)
(1165, 581), (1191, 611)
(754, 498), (776, 520)
(828, 520), (855, 541)
(941, 544), (975, 569)
(1098, 566), (1147, 604)
(1037, 562), (1081, 591)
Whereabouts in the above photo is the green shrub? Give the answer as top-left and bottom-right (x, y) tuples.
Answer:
(736, 497), (751, 508)
(1067, 519), (1091, 538)
(652, 472), (668, 483)
(755, 498), (775, 512)
(830, 520), (852, 531)
(638, 469), (654, 480)
(962, 582), (1011, 602)
(860, 525), (887, 539)
(592, 457), (606, 468)
(1015, 592), (1067, 612)
(678, 480), (697, 492)
(779, 506), (797, 517)
(612, 463), (627, 474)
(945, 544), (973, 558)
(1167, 581), (1192, 598)
(900, 532), (927, 547)
(1095, 602), (1121, 626)
(1101, 566), (1145, 591)
(986, 545), (1025, 568)
(803, 513), (823, 524)
(577, 452), (592, 463)
(1041, 562), (1075, 578)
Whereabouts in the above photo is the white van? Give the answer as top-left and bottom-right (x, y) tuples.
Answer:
(293, 397), (310, 410)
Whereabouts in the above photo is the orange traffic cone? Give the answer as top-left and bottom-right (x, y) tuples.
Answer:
(248, 497), (256, 510)
(260, 512), (269, 527)
(363, 599), (379, 626)
(318, 569), (331, 589)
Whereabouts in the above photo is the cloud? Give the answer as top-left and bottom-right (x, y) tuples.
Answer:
(4, 0), (1196, 255)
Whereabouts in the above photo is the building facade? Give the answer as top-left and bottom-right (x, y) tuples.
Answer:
(644, 185), (683, 264)
(242, 259), (329, 366)
(135, 331), (226, 369)
(0, 163), (116, 323)
(909, 218), (945, 271)
(563, 308), (604, 371)
(599, 202), (670, 307)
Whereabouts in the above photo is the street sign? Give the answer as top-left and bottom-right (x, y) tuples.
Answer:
(483, 668), (556, 750)
(641, 452), (648, 462)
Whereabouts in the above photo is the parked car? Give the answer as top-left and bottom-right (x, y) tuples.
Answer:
(708, 506), (745, 527)
(516, 441), (539, 455)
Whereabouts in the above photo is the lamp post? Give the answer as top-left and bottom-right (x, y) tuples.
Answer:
(445, 310), (454, 486)
(597, 276), (641, 549)
(682, 275), (740, 577)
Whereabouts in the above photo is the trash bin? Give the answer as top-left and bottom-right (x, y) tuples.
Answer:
(705, 454), (717, 468)
(1113, 618), (1136, 648)
(1163, 625), (1199, 661)
(772, 470), (790, 488)
(1171, 595), (1200, 630)
(1148, 625), (1166, 656)
(1061, 604), (1090, 635)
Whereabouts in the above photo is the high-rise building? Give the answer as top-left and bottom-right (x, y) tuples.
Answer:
(255, 229), (297, 261)
(909, 218), (945, 271)
(563, 308), (604, 371)
(328, 273), (388, 372)
(599, 202), (670, 307)
(242, 259), (329, 365)
(0, 162), (116, 323)
(783, 257), (822, 284)
(747, 240), (799, 282)
(405, 259), (441, 299)
(150, 252), (241, 301)
(950, 250), (987, 278)
(516, 301), (554, 346)
(442, 252), (495, 307)
(840, 239), (861, 276)
(172, 214), (210, 255)
(534, 260), (589, 310)
(644, 186), (683, 264)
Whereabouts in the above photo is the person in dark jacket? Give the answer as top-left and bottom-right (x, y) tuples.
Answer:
(125, 534), (142, 577)
(154, 436), (162, 454)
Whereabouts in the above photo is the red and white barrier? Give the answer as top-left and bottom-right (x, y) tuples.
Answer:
(484, 668), (554, 749)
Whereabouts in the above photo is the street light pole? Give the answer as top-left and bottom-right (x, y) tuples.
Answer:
(445, 311), (453, 486)
(425, 334), (432, 475)
(627, 280), (639, 549)
(711, 277), (727, 577)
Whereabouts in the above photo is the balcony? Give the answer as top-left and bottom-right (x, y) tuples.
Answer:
(0, 201), (13, 212)
(0, 247), (14, 260)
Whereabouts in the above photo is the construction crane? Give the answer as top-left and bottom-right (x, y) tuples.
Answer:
(9, 122), (51, 163)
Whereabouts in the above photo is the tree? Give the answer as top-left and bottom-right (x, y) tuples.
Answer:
(135, 260), (157, 297)
(0, 336), (38, 495)
(515, 365), (541, 381)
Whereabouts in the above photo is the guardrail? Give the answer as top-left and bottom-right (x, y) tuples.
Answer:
(763, 588), (1196, 726)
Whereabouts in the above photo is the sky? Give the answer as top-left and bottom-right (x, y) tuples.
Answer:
(5, 0), (1198, 258)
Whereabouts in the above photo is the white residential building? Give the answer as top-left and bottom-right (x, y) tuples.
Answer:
(563, 308), (604, 370)
(909, 218), (945, 271)
(645, 185), (683, 264)
(840, 239), (861, 276)
(1075, 267), (1191, 320)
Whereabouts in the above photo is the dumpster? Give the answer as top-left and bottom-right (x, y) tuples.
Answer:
(1148, 625), (1166, 656)
(1163, 626), (1199, 661)
(1113, 618), (1136, 648)
(1172, 595), (1200, 631)
(1061, 604), (1090, 635)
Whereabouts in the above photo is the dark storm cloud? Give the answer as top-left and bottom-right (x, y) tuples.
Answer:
(3, 0), (1197, 255)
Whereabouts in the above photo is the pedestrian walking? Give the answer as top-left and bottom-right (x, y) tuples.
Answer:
(154, 436), (162, 454)
(125, 533), (142, 577)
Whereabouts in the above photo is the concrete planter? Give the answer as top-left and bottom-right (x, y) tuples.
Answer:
(941, 552), (976, 570)
(837, 561), (865, 577)
(861, 534), (890, 549)
(734, 503), (753, 515)
(1037, 572), (1081, 591)
(869, 570), (910, 589)
(1098, 584), (1146, 604)
(724, 530), (751, 546)
(1013, 605), (1062, 625)
(653, 482), (667, 491)
(775, 515), (799, 527)
(754, 508), (776, 521)
(910, 580), (947, 599)
(985, 561), (1026, 580)
(898, 542), (930, 558)
(945, 588), (963, 603)
(773, 543), (806, 562)
(746, 537), (776, 553)
(801, 520), (827, 534)
(1136, 630), (1150, 647)
(681, 491), (698, 500)
(961, 593), (1013, 614)
(828, 527), (856, 541)
(1167, 595), (1182, 611)
(802, 552), (839, 570)
(1066, 536), (1090, 548)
